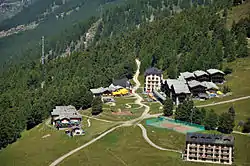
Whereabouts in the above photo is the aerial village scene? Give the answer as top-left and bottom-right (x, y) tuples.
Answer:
(49, 60), (237, 165)
(1, 1), (250, 166)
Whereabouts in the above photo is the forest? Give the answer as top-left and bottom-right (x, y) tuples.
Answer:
(0, 0), (249, 149)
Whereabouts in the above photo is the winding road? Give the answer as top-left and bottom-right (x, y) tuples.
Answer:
(49, 59), (169, 166)
(197, 96), (250, 108)
(137, 124), (182, 153)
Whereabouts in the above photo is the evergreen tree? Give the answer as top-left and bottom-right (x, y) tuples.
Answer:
(163, 97), (173, 116)
(228, 106), (236, 120)
(242, 118), (250, 133)
(217, 112), (235, 134)
(191, 107), (206, 125)
(175, 100), (194, 122)
(92, 96), (103, 115)
(204, 110), (218, 130)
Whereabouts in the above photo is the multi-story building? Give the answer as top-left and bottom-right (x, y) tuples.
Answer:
(193, 70), (210, 82)
(183, 133), (234, 165)
(144, 67), (163, 92)
(207, 69), (225, 83)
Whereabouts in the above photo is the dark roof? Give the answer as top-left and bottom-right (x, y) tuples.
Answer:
(144, 67), (162, 76)
(113, 78), (130, 88)
(186, 133), (234, 146)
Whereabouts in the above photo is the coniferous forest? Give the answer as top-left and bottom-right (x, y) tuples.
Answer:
(0, 0), (249, 149)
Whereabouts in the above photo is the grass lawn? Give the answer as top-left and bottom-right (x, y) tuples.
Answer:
(147, 102), (163, 114)
(143, 123), (186, 150)
(141, 122), (250, 166)
(59, 126), (214, 166)
(204, 98), (250, 131)
(0, 118), (115, 166)
(81, 96), (145, 121)
(196, 57), (250, 106)
(226, 0), (250, 28)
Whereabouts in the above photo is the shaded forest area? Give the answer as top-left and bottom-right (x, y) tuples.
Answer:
(0, 0), (249, 149)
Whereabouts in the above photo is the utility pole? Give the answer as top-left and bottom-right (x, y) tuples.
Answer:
(41, 36), (45, 65)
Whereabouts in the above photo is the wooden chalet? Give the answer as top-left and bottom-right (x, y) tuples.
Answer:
(207, 69), (225, 83)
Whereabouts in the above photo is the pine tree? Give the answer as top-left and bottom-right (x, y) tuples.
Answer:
(92, 96), (103, 115)
(204, 110), (218, 130)
(228, 106), (236, 120)
(242, 118), (250, 133)
(163, 97), (173, 116)
(217, 112), (235, 134)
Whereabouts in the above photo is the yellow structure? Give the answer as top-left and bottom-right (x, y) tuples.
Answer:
(112, 88), (129, 96)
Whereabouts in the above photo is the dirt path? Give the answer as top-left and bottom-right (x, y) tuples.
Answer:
(197, 96), (250, 108)
(137, 124), (181, 153)
(49, 124), (125, 166)
(49, 59), (168, 165)
(233, 130), (250, 136)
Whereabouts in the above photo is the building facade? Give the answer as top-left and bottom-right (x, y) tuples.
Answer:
(183, 133), (234, 165)
(144, 67), (163, 92)
(51, 105), (82, 129)
(194, 70), (210, 82)
(187, 80), (206, 97)
(207, 69), (225, 83)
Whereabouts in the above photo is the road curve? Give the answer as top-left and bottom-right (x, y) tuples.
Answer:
(197, 96), (250, 108)
(137, 124), (181, 153)
(49, 124), (124, 166)
(132, 59), (150, 121)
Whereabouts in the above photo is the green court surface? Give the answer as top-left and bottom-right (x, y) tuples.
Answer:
(146, 117), (205, 134)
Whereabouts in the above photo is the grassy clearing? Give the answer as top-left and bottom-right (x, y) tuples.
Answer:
(0, 118), (115, 166)
(204, 98), (250, 131)
(147, 102), (163, 114)
(196, 57), (250, 106)
(227, 0), (250, 28)
(81, 96), (144, 121)
(143, 123), (186, 150)
(59, 126), (213, 166)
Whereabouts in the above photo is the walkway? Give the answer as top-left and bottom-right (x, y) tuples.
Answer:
(197, 96), (250, 108)
(137, 124), (181, 153)
(49, 124), (125, 166)
(50, 59), (156, 166)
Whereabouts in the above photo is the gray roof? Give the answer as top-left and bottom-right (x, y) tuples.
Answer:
(193, 70), (208, 77)
(171, 81), (191, 94)
(177, 75), (187, 83)
(207, 69), (225, 75)
(51, 105), (81, 119)
(113, 78), (130, 88)
(90, 84), (123, 94)
(186, 133), (234, 146)
(108, 84), (123, 92)
(165, 79), (182, 89)
(90, 87), (108, 94)
(144, 67), (162, 76)
(153, 89), (166, 101)
(180, 72), (195, 79)
(201, 81), (219, 90)
(187, 80), (205, 88)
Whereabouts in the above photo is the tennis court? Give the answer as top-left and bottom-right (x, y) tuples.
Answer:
(146, 116), (205, 134)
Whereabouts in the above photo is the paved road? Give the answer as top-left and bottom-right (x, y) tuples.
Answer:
(81, 114), (115, 123)
(87, 119), (91, 127)
(49, 124), (125, 166)
(197, 96), (250, 108)
(137, 124), (181, 153)
(49, 59), (150, 165)
(233, 130), (250, 136)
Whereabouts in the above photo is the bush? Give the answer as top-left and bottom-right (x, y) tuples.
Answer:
(223, 67), (233, 75)
(222, 85), (231, 94)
